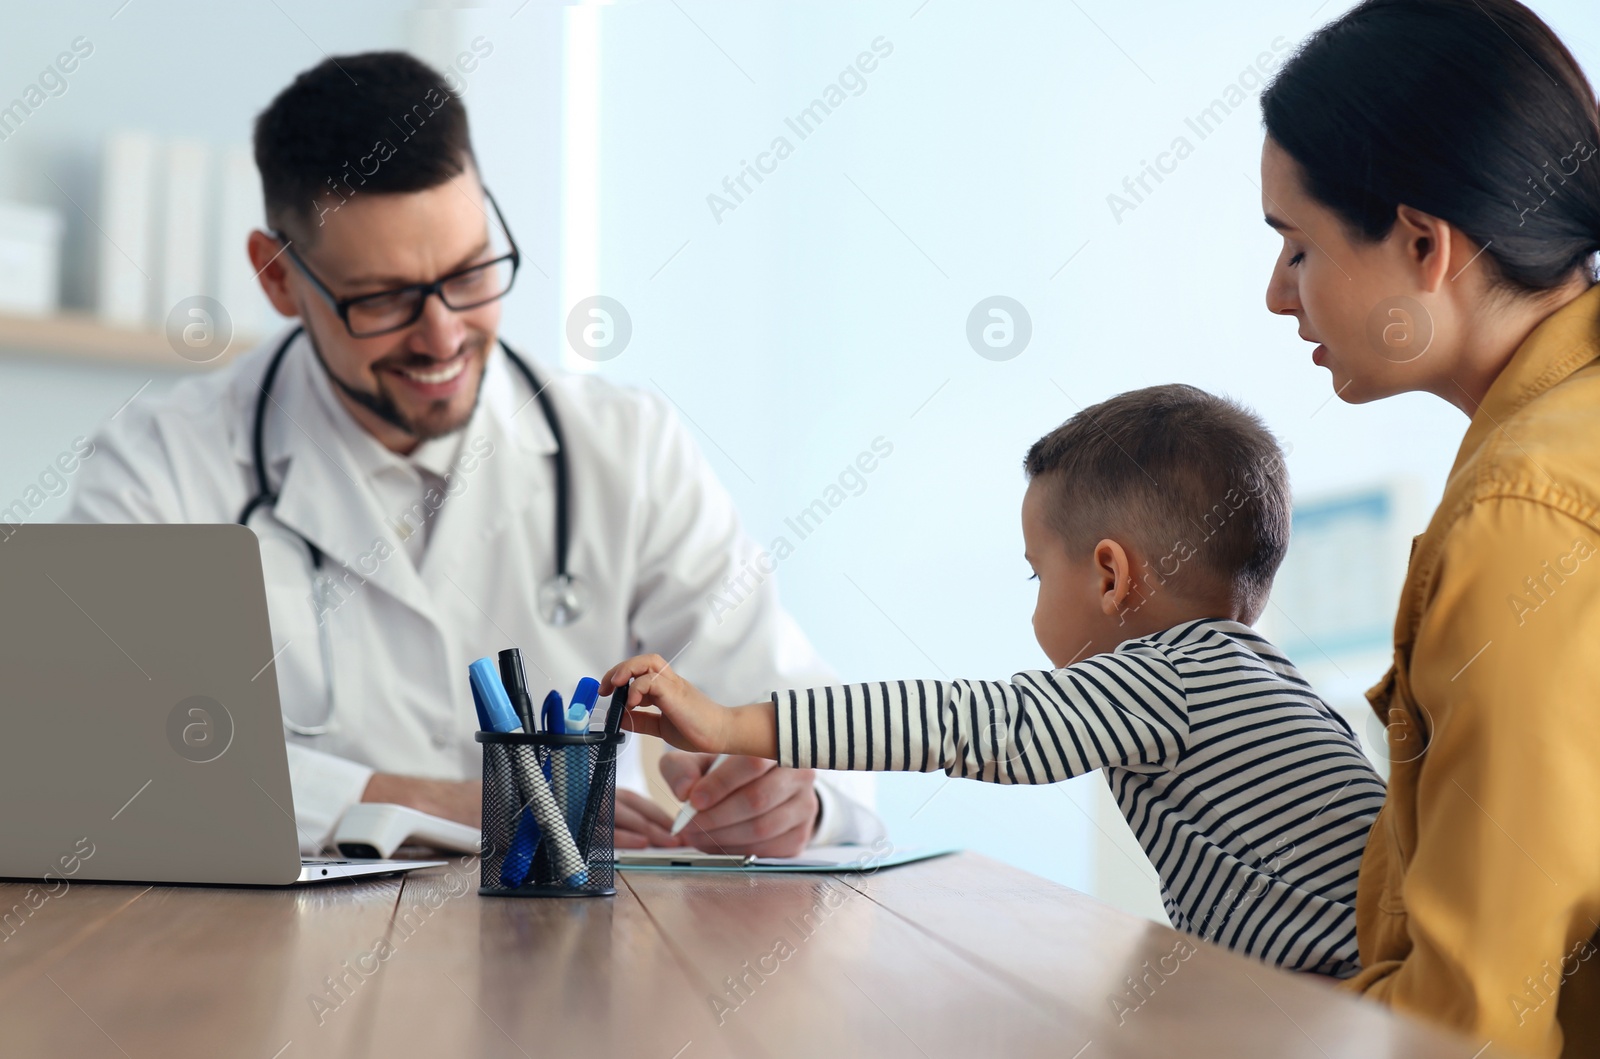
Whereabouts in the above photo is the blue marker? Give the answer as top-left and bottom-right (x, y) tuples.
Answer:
(469, 659), (522, 735)
(470, 674), (493, 732)
(560, 677), (602, 827)
(468, 661), (534, 883)
(567, 677), (600, 732)
(469, 659), (541, 886)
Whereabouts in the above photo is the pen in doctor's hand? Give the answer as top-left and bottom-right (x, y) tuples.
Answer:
(669, 754), (730, 835)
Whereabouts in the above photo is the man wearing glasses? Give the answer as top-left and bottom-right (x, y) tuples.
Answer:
(68, 52), (881, 856)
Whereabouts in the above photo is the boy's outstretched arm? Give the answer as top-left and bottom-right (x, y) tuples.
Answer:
(600, 655), (779, 759)
(609, 643), (1194, 785)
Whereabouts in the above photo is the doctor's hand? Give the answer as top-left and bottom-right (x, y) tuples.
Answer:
(660, 752), (820, 858)
(612, 790), (686, 849)
(362, 774), (482, 829)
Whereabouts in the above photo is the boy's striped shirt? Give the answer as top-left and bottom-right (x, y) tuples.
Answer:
(773, 618), (1386, 977)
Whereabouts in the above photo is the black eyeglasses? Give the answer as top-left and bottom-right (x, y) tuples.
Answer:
(273, 186), (521, 339)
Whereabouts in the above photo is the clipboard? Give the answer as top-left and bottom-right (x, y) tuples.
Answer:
(614, 845), (957, 873)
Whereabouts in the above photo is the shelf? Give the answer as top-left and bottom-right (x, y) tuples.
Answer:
(0, 311), (255, 369)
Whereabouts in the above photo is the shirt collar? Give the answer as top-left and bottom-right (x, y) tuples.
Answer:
(1451, 282), (1600, 480)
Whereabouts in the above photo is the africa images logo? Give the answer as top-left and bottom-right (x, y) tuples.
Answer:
(165, 696), (234, 763)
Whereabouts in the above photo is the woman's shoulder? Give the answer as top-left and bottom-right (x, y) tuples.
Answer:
(1449, 358), (1600, 531)
(1396, 356), (1600, 642)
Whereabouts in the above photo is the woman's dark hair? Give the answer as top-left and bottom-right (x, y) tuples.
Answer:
(1262, 0), (1600, 293)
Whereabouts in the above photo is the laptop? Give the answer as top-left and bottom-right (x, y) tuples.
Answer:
(0, 524), (443, 886)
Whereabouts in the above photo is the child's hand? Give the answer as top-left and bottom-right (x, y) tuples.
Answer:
(599, 655), (735, 755)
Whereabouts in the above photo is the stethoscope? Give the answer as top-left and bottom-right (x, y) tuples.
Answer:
(239, 325), (589, 736)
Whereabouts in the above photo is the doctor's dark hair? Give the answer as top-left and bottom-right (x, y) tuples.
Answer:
(1023, 385), (1290, 622)
(253, 51), (477, 240)
(1262, 0), (1600, 293)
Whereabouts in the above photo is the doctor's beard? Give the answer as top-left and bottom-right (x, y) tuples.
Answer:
(306, 326), (489, 442)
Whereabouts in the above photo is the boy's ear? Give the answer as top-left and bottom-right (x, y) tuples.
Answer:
(1093, 538), (1136, 616)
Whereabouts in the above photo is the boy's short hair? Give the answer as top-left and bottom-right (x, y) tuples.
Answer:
(253, 51), (477, 241)
(1023, 384), (1290, 620)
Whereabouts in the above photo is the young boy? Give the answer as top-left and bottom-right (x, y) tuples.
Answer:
(603, 384), (1385, 978)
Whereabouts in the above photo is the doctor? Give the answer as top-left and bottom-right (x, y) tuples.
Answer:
(68, 51), (881, 855)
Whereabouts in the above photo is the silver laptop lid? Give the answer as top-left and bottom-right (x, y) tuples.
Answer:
(0, 524), (304, 885)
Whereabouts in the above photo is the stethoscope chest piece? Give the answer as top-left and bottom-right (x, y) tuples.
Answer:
(538, 572), (589, 626)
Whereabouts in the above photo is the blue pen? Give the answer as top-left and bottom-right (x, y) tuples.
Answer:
(540, 689), (568, 832)
(541, 689), (563, 734)
(487, 752), (540, 887)
(469, 659), (587, 887)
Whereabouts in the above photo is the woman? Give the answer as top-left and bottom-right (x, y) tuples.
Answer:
(1258, 0), (1600, 1054)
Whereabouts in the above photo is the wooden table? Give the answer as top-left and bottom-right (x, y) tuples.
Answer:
(0, 852), (1489, 1058)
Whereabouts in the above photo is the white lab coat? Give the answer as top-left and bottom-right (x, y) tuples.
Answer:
(67, 327), (881, 851)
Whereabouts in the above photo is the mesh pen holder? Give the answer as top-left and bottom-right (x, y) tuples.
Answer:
(476, 730), (624, 898)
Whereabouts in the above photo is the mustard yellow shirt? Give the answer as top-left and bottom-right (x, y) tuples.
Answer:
(1345, 283), (1600, 1057)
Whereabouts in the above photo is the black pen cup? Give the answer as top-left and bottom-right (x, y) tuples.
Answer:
(476, 730), (624, 898)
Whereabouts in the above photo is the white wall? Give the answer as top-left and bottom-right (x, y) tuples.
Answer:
(4, 0), (1596, 922)
(578, 0), (1598, 920)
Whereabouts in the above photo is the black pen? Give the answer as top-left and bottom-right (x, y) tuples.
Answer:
(498, 648), (537, 733)
(577, 683), (629, 859)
